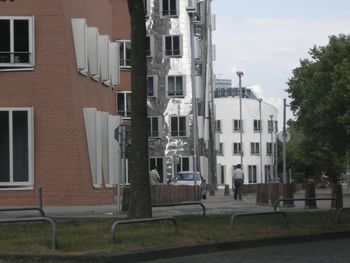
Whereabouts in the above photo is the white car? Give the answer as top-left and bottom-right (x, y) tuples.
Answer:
(173, 171), (207, 199)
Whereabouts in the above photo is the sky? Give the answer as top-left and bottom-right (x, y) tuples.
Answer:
(212, 0), (350, 128)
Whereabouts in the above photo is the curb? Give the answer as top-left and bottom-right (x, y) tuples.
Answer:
(1, 231), (350, 262)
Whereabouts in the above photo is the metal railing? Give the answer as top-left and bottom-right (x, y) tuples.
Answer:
(111, 216), (178, 243)
(274, 198), (339, 211)
(0, 217), (57, 249)
(230, 211), (288, 231)
(152, 201), (206, 216)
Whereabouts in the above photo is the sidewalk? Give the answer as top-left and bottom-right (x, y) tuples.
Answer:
(43, 186), (350, 218)
(1, 186), (349, 219)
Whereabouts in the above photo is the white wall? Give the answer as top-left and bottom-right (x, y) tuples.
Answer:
(215, 97), (278, 186)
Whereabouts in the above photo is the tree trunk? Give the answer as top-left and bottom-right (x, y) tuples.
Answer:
(127, 0), (152, 218)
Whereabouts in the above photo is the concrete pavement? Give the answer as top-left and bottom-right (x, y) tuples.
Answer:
(32, 185), (350, 218)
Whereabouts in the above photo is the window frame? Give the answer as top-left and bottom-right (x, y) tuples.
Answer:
(253, 119), (261, 132)
(233, 119), (243, 132)
(117, 39), (131, 69)
(0, 107), (34, 188)
(170, 116), (187, 137)
(250, 142), (260, 155)
(216, 120), (222, 132)
(160, 0), (179, 17)
(0, 16), (35, 70)
(146, 35), (154, 57)
(163, 35), (182, 57)
(166, 75), (185, 97)
(217, 142), (224, 155)
(233, 142), (241, 155)
(248, 165), (257, 184)
(148, 116), (160, 138)
(116, 91), (132, 118)
(147, 75), (158, 97)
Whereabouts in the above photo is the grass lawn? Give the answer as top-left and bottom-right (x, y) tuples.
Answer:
(0, 211), (350, 255)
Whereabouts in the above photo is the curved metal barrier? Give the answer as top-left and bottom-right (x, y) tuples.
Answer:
(152, 201), (206, 216)
(111, 216), (178, 243)
(0, 217), (57, 249)
(274, 198), (338, 211)
(230, 211), (288, 231)
(0, 207), (46, 217)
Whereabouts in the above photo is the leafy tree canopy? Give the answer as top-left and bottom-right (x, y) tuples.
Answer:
(287, 34), (350, 178)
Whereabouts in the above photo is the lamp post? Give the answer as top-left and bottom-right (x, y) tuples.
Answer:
(236, 71), (244, 169)
(269, 115), (274, 182)
(258, 98), (263, 183)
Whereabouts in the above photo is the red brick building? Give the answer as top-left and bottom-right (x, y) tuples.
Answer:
(0, 0), (131, 205)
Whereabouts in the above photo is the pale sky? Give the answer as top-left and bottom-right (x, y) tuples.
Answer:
(212, 0), (350, 127)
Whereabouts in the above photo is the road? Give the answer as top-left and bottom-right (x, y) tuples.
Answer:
(145, 237), (350, 263)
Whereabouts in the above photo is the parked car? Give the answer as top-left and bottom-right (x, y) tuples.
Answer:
(173, 171), (207, 199)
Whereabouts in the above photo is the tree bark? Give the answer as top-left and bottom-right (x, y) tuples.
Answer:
(127, 0), (152, 218)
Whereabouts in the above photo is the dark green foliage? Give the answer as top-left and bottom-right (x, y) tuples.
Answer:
(287, 34), (350, 180)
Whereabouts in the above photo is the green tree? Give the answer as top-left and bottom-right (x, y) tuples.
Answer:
(127, 0), (152, 218)
(287, 34), (350, 181)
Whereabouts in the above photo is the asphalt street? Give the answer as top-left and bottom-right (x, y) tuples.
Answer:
(145, 237), (350, 263)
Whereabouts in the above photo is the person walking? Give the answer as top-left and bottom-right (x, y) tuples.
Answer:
(232, 164), (244, 200)
(149, 167), (160, 185)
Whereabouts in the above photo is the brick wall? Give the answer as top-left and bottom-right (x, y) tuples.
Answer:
(0, 0), (130, 205)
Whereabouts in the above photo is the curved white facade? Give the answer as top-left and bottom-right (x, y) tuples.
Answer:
(215, 96), (278, 187)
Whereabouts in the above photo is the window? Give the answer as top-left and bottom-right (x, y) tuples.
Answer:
(216, 120), (222, 132)
(248, 165), (257, 183)
(118, 40), (131, 68)
(167, 75), (184, 97)
(161, 0), (178, 16)
(266, 142), (276, 155)
(253, 119), (261, 132)
(171, 116), (187, 137)
(176, 156), (190, 173)
(233, 142), (241, 155)
(217, 143), (224, 155)
(233, 119), (243, 132)
(147, 75), (157, 97)
(0, 108), (33, 187)
(265, 165), (272, 182)
(148, 116), (160, 137)
(274, 121), (278, 132)
(117, 92), (131, 118)
(0, 16), (34, 69)
(146, 35), (154, 57)
(268, 120), (273, 133)
(164, 35), (181, 57)
(251, 142), (260, 155)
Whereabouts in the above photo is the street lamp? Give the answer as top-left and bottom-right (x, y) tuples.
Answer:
(236, 71), (244, 168)
(258, 98), (263, 183)
(269, 115), (274, 182)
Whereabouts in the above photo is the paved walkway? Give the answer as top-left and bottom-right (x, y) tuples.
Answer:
(44, 186), (350, 218)
(1, 186), (349, 219)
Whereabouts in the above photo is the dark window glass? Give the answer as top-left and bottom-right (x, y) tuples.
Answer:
(126, 93), (132, 117)
(175, 76), (183, 95)
(162, 0), (169, 15)
(0, 111), (10, 182)
(146, 36), (151, 56)
(165, 36), (172, 56)
(125, 41), (131, 67)
(170, 0), (177, 15)
(173, 36), (180, 55)
(151, 117), (158, 137)
(14, 20), (29, 63)
(182, 158), (190, 171)
(168, 76), (175, 95)
(171, 117), (178, 136)
(179, 116), (186, 136)
(0, 20), (11, 63)
(147, 76), (154, 96)
(117, 93), (125, 116)
(13, 111), (28, 182)
(119, 42), (125, 65)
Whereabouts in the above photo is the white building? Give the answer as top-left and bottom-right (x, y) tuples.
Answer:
(214, 81), (278, 187)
